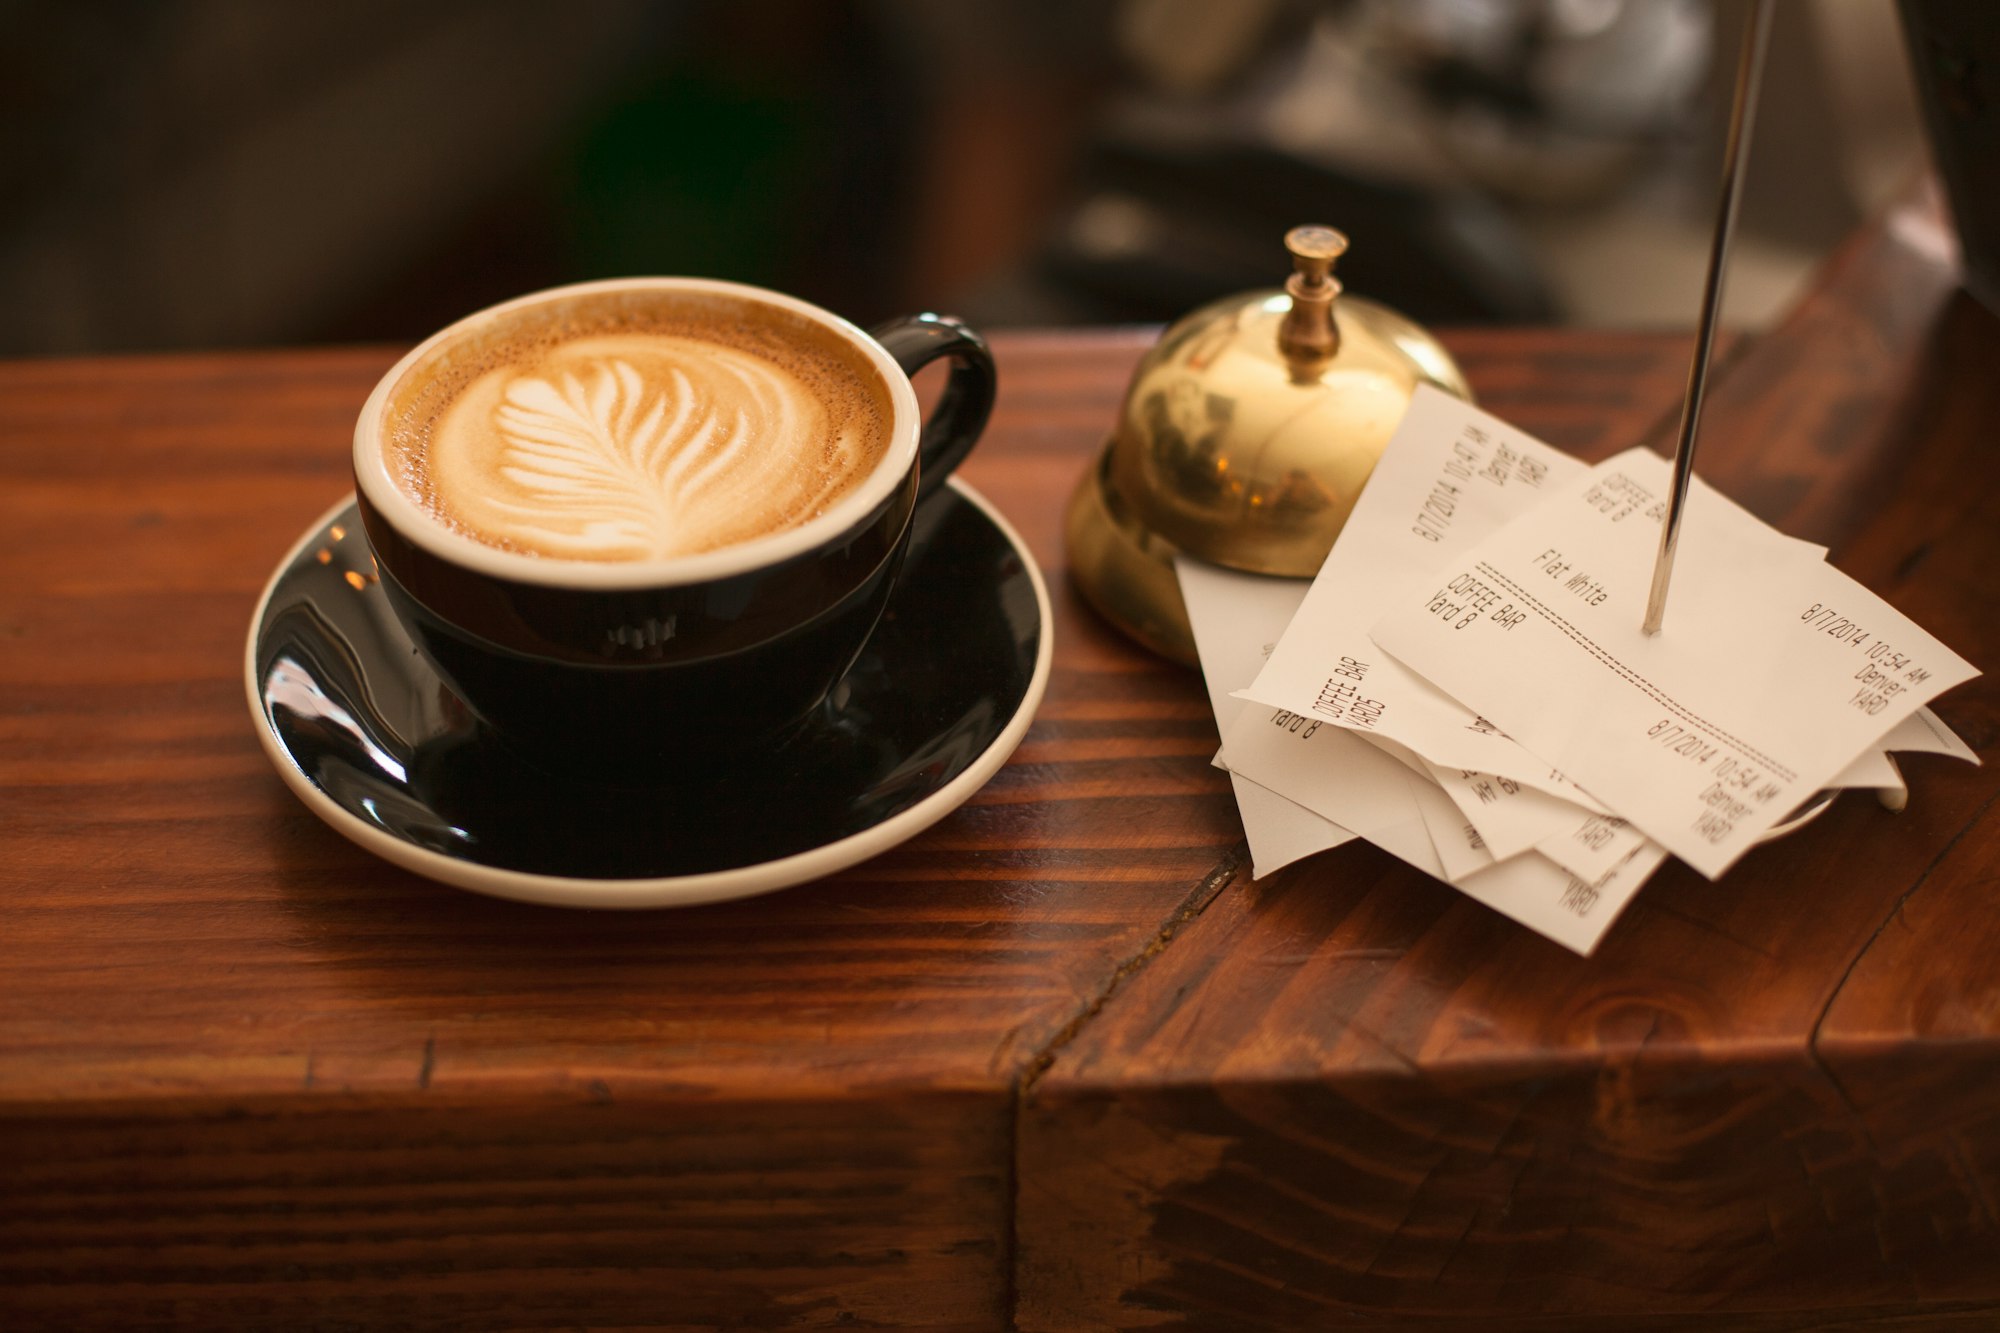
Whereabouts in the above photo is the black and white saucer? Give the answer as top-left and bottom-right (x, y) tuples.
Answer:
(244, 480), (1052, 908)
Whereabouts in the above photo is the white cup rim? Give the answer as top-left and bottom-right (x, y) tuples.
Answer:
(352, 277), (922, 590)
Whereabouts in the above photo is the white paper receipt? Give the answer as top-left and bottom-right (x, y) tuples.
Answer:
(1174, 556), (1356, 879)
(1238, 384), (1590, 786)
(1370, 447), (1979, 878)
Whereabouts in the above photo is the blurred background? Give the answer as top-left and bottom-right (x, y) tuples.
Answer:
(0, 0), (1934, 357)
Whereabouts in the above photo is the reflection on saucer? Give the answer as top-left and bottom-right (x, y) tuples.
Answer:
(246, 481), (1051, 908)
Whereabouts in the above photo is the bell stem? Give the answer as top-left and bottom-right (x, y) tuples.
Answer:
(1278, 225), (1347, 373)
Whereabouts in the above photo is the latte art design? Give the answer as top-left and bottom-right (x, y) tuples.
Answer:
(490, 355), (800, 557)
(420, 334), (882, 560)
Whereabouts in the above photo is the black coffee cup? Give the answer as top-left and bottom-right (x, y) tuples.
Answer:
(350, 278), (995, 770)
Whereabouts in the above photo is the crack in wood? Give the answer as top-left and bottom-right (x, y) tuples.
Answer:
(1015, 840), (1250, 1101)
(1807, 785), (2000, 1145)
(1004, 839), (1250, 1331)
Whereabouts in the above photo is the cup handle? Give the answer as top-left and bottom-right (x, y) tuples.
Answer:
(870, 313), (996, 503)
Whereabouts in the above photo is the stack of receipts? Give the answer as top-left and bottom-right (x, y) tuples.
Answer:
(1182, 386), (1980, 954)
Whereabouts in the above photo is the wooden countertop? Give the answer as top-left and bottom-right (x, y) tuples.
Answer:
(3, 185), (1996, 1330)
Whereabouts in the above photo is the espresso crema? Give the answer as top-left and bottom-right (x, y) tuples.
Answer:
(383, 294), (896, 561)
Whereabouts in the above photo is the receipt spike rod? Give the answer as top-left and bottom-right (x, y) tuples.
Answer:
(1643, 0), (1775, 635)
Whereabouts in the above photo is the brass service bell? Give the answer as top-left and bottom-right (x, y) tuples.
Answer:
(1065, 225), (1473, 665)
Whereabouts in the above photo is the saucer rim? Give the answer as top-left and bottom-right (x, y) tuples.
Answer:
(243, 478), (1053, 909)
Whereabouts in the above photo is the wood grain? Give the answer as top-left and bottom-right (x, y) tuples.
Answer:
(0, 316), (1811, 1329)
(0, 330), (1232, 1329)
(1017, 188), (2000, 1328)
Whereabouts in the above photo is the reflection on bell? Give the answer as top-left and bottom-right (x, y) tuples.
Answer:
(1066, 225), (1472, 665)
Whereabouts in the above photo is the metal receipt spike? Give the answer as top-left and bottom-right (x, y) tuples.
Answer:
(1642, 0), (1775, 636)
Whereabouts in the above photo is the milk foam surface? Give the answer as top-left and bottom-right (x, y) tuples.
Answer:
(406, 328), (889, 561)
